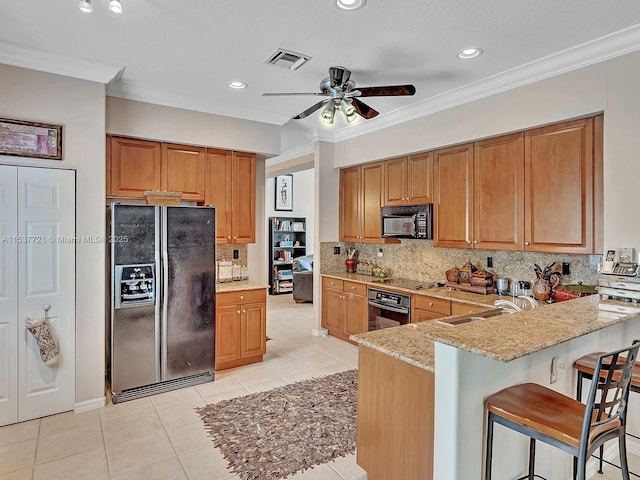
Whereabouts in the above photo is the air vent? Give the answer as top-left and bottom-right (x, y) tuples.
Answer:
(265, 48), (312, 71)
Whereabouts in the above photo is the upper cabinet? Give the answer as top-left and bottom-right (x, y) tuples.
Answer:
(161, 143), (206, 201)
(524, 117), (594, 253)
(205, 149), (255, 244)
(383, 153), (433, 206)
(108, 137), (162, 198)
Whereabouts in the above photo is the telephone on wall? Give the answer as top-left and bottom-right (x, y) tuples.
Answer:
(602, 248), (639, 276)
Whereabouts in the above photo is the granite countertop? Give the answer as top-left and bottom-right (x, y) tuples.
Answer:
(216, 280), (268, 293)
(352, 295), (640, 369)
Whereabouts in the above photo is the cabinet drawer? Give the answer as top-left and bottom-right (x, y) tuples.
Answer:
(343, 280), (366, 296)
(323, 277), (344, 291)
(413, 295), (451, 315)
(217, 288), (266, 307)
(451, 302), (490, 316)
(413, 309), (445, 322)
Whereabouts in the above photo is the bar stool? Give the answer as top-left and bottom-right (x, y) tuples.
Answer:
(485, 341), (640, 480)
(575, 347), (640, 476)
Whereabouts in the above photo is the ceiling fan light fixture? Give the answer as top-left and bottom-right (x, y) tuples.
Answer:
(457, 47), (483, 59)
(228, 81), (248, 89)
(108, 0), (122, 14)
(341, 99), (357, 122)
(335, 0), (366, 11)
(79, 0), (92, 13)
(321, 104), (336, 124)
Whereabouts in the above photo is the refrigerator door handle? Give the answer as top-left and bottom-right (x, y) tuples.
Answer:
(161, 206), (169, 381)
(154, 248), (161, 382)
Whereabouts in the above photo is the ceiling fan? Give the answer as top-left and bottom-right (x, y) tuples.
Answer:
(262, 66), (416, 124)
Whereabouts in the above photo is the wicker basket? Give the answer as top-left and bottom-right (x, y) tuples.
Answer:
(143, 190), (183, 206)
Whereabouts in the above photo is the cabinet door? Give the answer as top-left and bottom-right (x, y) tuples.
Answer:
(233, 152), (256, 244)
(343, 293), (368, 338)
(109, 137), (161, 197)
(413, 309), (444, 322)
(216, 305), (241, 364)
(524, 118), (593, 253)
(361, 162), (384, 242)
(383, 157), (407, 206)
(407, 152), (433, 205)
(205, 149), (233, 244)
(322, 287), (344, 337)
(434, 143), (473, 248)
(161, 143), (206, 201)
(241, 302), (266, 358)
(474, 133), (524, 250)
(451, 302), (490, 316)
(340, 166), (361, 242)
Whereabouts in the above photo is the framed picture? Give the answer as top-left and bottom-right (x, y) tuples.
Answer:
(0, 118), (63, 160)
(275, 174), (293, 211)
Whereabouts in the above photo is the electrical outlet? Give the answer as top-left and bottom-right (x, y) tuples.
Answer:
(378, 248), (383, 258)
(487, 256), (493, 268)
(333, 246), (340, 255)
(562, 262), (570, 275)
(233, 249), (239, 259)
(550, 356), (565, 384)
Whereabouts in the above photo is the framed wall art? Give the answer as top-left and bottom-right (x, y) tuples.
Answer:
(275, 174), (293, 211)
(0, 118), (63, 160)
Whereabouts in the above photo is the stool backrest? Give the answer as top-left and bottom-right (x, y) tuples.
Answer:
(581, 340), (640, 451)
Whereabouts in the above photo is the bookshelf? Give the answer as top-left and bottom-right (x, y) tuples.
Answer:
(269, 216), (306, 295)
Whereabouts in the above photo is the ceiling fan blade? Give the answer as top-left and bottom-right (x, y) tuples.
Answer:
(262, 92), (327, 96)
(352, 98), (379, 119)
(329, 66), (351, 89)
(356, 85), (416, 97)
(292, 99), (330, 120)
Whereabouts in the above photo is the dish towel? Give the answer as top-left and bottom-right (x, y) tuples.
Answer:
(25, 315), (60, 367)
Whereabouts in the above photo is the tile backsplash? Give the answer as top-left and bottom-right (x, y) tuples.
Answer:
(216, 244), (247, 265)
(320, 240), (600, 287)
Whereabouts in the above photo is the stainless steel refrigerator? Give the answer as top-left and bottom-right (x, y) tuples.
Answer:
(109, 204), (216, 403)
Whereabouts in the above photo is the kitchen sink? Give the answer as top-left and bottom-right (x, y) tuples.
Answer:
(435, 308), (509, 326)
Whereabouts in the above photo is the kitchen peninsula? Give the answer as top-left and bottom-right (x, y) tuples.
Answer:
(351, 294), (640, 480)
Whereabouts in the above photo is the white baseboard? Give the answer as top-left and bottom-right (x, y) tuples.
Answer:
(312, 327), (328, 337)
(74, 396), (106, 413)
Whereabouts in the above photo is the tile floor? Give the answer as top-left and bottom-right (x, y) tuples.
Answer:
(0, 294), (366, 480)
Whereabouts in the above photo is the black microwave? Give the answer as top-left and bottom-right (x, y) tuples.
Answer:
(381, 204), (433, 239)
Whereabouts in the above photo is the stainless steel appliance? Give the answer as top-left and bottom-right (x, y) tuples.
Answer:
(368, 287), (411, 331)
(109, 204), (216, 403)
(381, 204), (433, 239)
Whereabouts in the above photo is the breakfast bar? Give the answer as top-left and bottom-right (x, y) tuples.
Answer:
(351, 294), (640, 480)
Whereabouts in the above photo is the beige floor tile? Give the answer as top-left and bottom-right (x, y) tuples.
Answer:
(201, 387), (251, 405)
(155, 400), (205, 429)
(178, 445), (235, 480)
(229, 365), (285, 387)
(102, 408), (164, 445)
(111, 456), (188, 480)
(244, 378), (288, 393)
(194, 375), (242, 397)
(150, 387), (203, 408)
(263, 356), (316, 380)
(39, 409), (100, 437)
(166, 420), (212, 455)
(288, 462), (344, 479)
(312, 363), (354, 377)
(0, 468), (32, 480)
(100, 397), (154, 420)
(106, 430), (176, 476)
(326, 454), (367, 480)
(296, 351), (345, 370)
(0, 420), (39, 448)
(36, 423), (104, 465)
(33, 447), (108, 480)
(0, 439), (37, 476)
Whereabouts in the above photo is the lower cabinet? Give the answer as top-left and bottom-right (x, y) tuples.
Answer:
(322, 277), (368, 343)
(413, 295), (451, 322)
(450, 301), (491, 316)
(216, 288), (266, 370)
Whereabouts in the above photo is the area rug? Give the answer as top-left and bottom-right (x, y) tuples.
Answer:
(196, 369), (358, 480)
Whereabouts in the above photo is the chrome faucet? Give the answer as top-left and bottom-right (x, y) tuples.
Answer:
(518, 295), (540, 309)
(493, 299), (522, 313)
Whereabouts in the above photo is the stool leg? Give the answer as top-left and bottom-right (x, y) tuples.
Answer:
(573, 456), (577, 480)
(528, 438), (536, 480)
(485, 414), (494, 480)
(576, 371), (583, 401)
(598, 444), (604, 474)
(619, 434), (631, 480)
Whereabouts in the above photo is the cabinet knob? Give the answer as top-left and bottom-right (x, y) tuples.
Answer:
(243, 309), (247, 313)
(237, 310), (240, 314)
(525, 241), (530, 246)
(429, 302), (433, 306)
(240, 295), (244, 300)
(466, 240), (472, 244)
(473, 240), (478, 244)
(228, 236), (231, 239)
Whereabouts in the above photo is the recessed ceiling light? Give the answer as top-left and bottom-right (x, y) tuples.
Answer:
(228, 82), (248, 89)
(335, 0), (367, 11)
(457, 48), (483, 59)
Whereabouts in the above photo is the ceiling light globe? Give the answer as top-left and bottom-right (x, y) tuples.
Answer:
(228, 82), (247, 89)
(321, 106), (335, 124)
(341, 100), (356, 117)
(108, 0), (123, 14)
(335, 0), (366, 11)
(457, 48), (483, 59)
(79, 0), (92, 13)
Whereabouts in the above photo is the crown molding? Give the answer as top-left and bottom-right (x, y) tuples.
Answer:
(265, 144), (314, 166)
(332, 23), (640, 143)
(303, 128), (335, 143)
(0, 41), (124, 84)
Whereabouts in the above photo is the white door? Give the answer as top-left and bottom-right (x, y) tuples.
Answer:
(0, 166), (75, 426)
(0, 166), (18, 426)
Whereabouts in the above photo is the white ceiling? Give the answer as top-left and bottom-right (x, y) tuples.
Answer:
(2, 0), (640, 141)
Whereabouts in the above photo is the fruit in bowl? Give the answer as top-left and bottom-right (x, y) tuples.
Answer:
(372, 266), (389, 278)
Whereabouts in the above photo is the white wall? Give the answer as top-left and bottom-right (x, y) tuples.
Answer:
(265, 169), (315, 255)
(0, 64), (107, 408)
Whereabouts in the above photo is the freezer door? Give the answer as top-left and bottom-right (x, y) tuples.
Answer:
(162, 206), (216, 381)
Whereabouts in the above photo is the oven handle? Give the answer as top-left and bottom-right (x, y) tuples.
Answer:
(368, 300), (410, 315)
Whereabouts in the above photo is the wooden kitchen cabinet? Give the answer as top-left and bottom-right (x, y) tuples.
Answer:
(108, 136), (162, 198)
(205, 149), (256, 244)
(413, 295), (451, 322)
(433, 143), (474, 248)
(215, 288), (266, 370)
(450, 301), (490, 316)
(340, 162), (399, 244)
(383, 152), (433, 206)
(161, 143), (206, 201)
(524, 117), (594, 253)
(321, 277), (368, 343)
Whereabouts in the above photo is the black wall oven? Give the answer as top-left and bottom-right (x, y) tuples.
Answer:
(367, 287), (411, 331)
